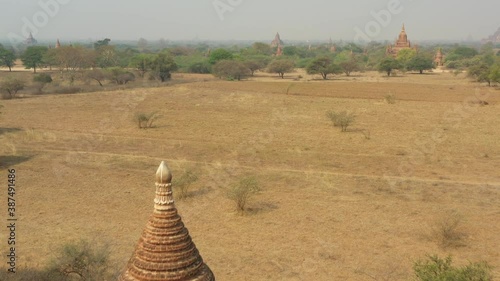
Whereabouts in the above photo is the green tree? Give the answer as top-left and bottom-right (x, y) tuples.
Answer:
(396, 48), (417, 70)
(107, 67), (135, 85)
(468, 63), (493, 86)
(243, 58), (269, 76)
(188, 61), (211, 74)
(94, 38), (111, 49)
(129, 54), (154, 77)
(0, 45), (16, 71)
(344, 43), (363, 53)
(150, 53), (178, 82)
(33, 73), (52, 84)
(445, 46), (479, 68)
(449, 46), (479, 59)
(339, 58), (361, 76)
(250, 42), (272, 55)
(96, 45), (117, 68)
(43, 48), (58, 70)
(282, 46), (307, 58)
(33, 73), (52, 94)
(21, 46), (48, 73)
(378, 57), (401, 76)
(208, 48), (233, 64)
(267, 59), (295, 79)
(407, 54), (435, 74)
(488, 63), (500, 85)
(306, 57), (341, 80)
(212, 60), (251, 81)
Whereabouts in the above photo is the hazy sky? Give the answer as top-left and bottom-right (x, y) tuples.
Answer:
(1, 0), (499, 43)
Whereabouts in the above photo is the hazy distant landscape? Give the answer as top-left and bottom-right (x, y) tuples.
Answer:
(1, 1), (500, 281)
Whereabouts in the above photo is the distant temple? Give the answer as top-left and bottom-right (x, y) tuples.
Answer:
(271, 32), (285, 56)
(386, 24), (417, 57)
(271, 32), (284, 48)
(482, 27), (500, 43)
(55, 39), (61, 48)
(118, 161), (215, 281)
(434, 48), (445, 67)
(25, 32), (37, 45)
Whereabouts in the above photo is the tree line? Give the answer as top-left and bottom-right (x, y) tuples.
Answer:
(1, 39), (499, 86)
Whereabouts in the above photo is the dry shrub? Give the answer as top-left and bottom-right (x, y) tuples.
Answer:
(227, 176), (260, 212)
(173, 169), (199, 200)
(432, 211), (467, 248)
(413, 255), (492, 281)
(134, 111), (161, 129)
(327, 110), (355, 132)
(385, 94), (396, 104)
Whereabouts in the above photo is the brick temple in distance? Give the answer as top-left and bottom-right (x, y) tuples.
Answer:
(386, 24), (417, 57)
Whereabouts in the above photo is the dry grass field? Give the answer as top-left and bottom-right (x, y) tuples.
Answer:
(0, 69), (499, 280)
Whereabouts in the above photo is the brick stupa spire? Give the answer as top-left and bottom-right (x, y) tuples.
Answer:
(118, 161), (215, 281)
(271, 32), (284, 48)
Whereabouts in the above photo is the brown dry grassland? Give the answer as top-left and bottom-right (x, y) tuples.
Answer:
(0, 68), (499, 280)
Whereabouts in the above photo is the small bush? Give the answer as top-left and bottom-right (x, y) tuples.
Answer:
(44, 239), (116, 281)
(188, 62), (211, 74)
(413, 255), (492, 281)
(385, 94), (396, 104)
(108, 67), (135, 85)
(0, 77), (25, 99)
(227, 176), (260, 212)
(33, 73), (53, 84)
(327, 110), (355, 132)
(433, 211), (467, 248)
(173, 169), (199, 200)
(134, 111), (160, 129)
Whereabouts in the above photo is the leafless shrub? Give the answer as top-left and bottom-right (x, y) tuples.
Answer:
(227, 176), (260, 213)
(173, 169), (199, 200)
(134, 111), (161, 129)
(432, 211), (467, 248)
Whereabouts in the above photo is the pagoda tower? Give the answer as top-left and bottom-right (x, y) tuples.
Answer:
(434, 48), (445, 67)
(118, 161), (215, 281)
(270, 32), (284, 48)
(25, 32), (37, 45)
(55, 39), (61, 48)
(386, 24), (415, 57)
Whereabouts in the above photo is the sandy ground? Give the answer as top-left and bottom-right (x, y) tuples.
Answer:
(0, 70), (499, 280)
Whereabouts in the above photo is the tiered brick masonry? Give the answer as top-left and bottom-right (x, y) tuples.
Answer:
(118, 161), (215, 281)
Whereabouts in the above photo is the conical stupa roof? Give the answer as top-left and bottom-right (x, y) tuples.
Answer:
(118, 161), (215, 281)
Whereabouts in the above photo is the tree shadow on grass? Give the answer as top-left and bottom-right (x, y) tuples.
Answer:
(245, 201), (279, 215)
(0, 268), (48, 281)
(0, 155), (33, 168)
(0, 127), (22, 136)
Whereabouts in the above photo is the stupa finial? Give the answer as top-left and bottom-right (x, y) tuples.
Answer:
(155, 161), (172, 184)
(154, 161), (174, 209)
